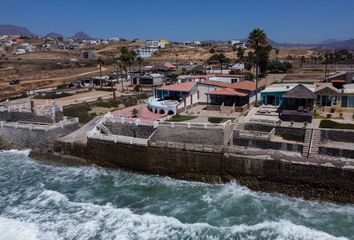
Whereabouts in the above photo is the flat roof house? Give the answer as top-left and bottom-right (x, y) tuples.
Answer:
(154, 82), (196, 101)
(132, 73), (165, 86)
(261, 83), (315, 106)
(148, 82), (198, 115)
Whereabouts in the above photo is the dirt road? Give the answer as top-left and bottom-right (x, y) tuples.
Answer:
(0, 66), (111, 88)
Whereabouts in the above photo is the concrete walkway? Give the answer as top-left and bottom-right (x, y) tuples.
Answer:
(59, 117), (101, 144)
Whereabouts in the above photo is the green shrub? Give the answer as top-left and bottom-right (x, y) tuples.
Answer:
(319, 120), (354, 129)
(167, 115), (197, 122)
(208, 117), (234, 123)
(281, 133), (304, 142)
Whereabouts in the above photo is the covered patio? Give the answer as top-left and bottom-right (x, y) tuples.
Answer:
(206, 88), (248, 106)
(279, 84), (316, 122)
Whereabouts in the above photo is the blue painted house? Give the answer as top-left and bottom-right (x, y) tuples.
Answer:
(261, 83), (315, 106)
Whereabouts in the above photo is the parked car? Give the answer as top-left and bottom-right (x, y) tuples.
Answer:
(9, 79), (20, 85)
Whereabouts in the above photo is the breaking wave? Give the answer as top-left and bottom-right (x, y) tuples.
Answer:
(0, 151), (353, 239)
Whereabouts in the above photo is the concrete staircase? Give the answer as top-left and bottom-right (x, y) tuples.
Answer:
(302, 129), (312, 158)
(309, 129), (321, 157)
(220, 106), (233, 115)
(223, 123), (235, 145)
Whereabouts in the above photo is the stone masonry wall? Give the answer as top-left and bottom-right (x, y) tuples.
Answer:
(150, 126), (225, 145)
(232, 135), (303, 153)
(55, 139), (354, 202)
(0, 123), (79, 150)
(0, 111), (63, 123)
(321, 129), (354, 143)
(103, 122), (155, 139)
(319, 146), (354, 159)
(244, 123), (306, 141)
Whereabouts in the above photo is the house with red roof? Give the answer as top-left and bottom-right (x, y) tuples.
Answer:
(155, 82), (197, 100)
(198, 80), (266, 106)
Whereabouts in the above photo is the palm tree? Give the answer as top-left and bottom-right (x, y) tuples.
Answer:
(236, 47), (245, 62)
(118, 47), (132, 85)
(136, 56), (143, 73)
(274, 49), (279, 60)
(97, 58), (104, 88)
(207, 53), (229, 74)
(247, 28), (270, 104)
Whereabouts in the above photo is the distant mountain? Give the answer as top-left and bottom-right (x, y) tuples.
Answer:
(269, 38), (354, 50)
(72, 31), (92, 40)
(320, 39), (339, 45)
(324, 39), (354, 50)
(0, 24), (34, 36)
(45, 32), (64, 38)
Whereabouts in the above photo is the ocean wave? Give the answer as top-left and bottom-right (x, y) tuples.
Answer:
(3, 189), (346, 240)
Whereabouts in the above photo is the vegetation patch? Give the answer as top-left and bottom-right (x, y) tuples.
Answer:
(63, 103), (94, 124)
(319, 120), (354, 130)
(208, 117), (234, 124)
(314, 113), (327, 119)
(281, 133), (304, 142)
(167, 114), (198, 122)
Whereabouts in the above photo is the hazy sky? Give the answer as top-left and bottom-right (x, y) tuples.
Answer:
(1, 0), (354, 43)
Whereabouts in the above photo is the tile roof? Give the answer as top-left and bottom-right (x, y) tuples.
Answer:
(206, 88), (248, 97)
(158, 82), (195, 92)
(198, 80), (233, 88)
(330, 79), (346, 83)
(229, 80), (266, 91)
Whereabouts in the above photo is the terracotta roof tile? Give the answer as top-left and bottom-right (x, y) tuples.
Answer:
(158, 82), (195, 92)
(206, 88), (248, 97)
(229, 80), (265, 91)
(199, 80), (232, 88)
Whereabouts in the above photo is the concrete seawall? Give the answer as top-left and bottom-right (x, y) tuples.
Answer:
(0, 120), (79, 150)
(52, 138), (354, 203)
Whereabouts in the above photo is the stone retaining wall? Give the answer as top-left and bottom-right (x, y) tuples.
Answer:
(321, 129), (354, 143)
(53, 138), (354, 203)
(232, 136), (303, 153)
(0, 122), (79, 150)
(150, 126), (225, 145)
(0, 111), (63, 123)
(103, 122), (155, 139)
(319, 146), (354, 159)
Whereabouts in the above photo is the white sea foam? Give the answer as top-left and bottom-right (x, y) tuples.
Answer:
(3, 189), (347, 240)
(0, 149), (31, 156)
(228, 220), (348, 240)
(0, 217), (39, 240)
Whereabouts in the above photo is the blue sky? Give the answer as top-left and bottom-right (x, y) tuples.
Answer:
(1, 0), (354, 43)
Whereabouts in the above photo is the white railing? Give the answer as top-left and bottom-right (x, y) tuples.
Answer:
(149, 141), (223, 153)
(0, 102), (31, 112)
(0, 117), (79, 131)
(87, 130), (150, 146)
(249, 118), (279, 125)
(159, 119), (231, 129)
(101, 113), (163, 127)
(237, 129), (274, 140)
